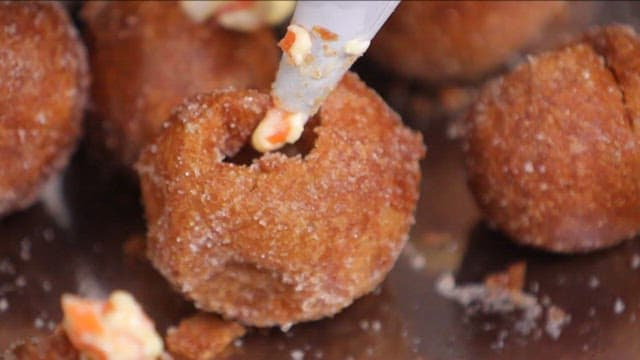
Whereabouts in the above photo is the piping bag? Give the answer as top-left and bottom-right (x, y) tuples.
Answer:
(251, 1), (400, 153)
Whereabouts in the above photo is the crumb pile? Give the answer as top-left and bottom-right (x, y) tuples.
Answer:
(436, 262), (571, 341)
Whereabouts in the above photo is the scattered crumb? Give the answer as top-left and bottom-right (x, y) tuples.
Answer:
(614, 298), (626, 314)
(490, 329), (509, 350)
(166, 312), (246, 360)
(540, 295), (551, 307)
(0, 298), (8, 312)
(436, 262), (571, 342)
(34, 317), (45, 329)
(588, 276), (600, 289)
(41, 280), (52, 293)
(19, 238), (31, 262)
(545, 306), (571, 340)
(15, 275), (26, 287)
(42, 227), (55, 242)
(436, 262), (541, 327)
(631, 254), (640, 269)
(371, 320), (382, 332)
(485, 262), (526, 292)
(0, 258), (15, 275)
(123, 234), (147, 261)
(403, 242), (427, 271)
(291, 349), (305, 360)
(410, 254), (427, 270)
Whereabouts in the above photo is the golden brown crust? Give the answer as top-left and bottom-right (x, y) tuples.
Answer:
(369, 1), (567, 83)
(0, 2), (88, 216)
(137, 73), (425, 326)
(81, 1), (278, 166)
(464, 25), (640, 252)
(166, 313), (246, 360)
(5, 328), (78, 360)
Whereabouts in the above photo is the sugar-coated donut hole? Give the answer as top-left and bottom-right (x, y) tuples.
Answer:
(464, 25), (640, 253)
(138, 73), (425, 326)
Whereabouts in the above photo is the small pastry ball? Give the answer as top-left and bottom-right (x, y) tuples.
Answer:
(0, 2), (88, 217)
(464, 25), (640, 253)
(137, 73), (425, 326)
(81, 1), (278, 166)
(369, 1), (567, 83)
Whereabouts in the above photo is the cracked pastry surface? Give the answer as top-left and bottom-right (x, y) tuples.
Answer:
(464, 25), (640, 252)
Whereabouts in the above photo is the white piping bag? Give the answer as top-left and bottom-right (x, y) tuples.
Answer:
(252, 1), (400, 153)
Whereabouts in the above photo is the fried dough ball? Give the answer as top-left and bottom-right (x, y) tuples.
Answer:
(464, 25), (640, 253)
(81, 1), (278, 166)
(369, 1), (567, 83)
(0, 2), (88, 217)
(137, 73), (425, 326)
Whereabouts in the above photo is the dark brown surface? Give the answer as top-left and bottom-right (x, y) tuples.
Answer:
(4, 2), (640, 359)
(166, 313), (246, 360)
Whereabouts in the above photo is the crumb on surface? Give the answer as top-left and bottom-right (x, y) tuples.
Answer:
(545, 305), (571, 340)
(436, 262), (540, 320)
(166, 312), (246, 360)
(614, 298), (626, 314)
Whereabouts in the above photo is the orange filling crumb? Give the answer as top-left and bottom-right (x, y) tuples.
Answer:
(62, 291), (163, 360)
(279, 29), (296, 52)
(312, 25), (338, 41)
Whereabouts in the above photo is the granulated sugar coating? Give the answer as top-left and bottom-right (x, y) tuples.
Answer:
(137, 73), (425, 327)
(464, 25), (640, 252)
(0, 2), (88, 217)
(81, 2), (278, 166)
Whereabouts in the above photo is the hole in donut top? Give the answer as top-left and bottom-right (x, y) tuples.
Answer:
(223, 115), (320, 165)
